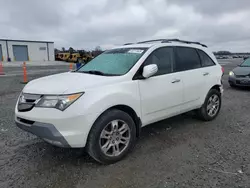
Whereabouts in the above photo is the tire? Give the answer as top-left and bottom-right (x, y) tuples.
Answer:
(229, 83), (236, 88)
(86, 109), (136, 164)
(197, 89), (222, 121)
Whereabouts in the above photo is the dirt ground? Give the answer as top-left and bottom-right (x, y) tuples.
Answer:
(1, 59), (250, 188)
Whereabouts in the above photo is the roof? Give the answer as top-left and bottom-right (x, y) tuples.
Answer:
(0, 39), (54, 43)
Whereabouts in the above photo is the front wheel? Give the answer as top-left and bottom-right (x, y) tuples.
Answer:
(197, 89), (222, 121)
(86, 109), (136, 164)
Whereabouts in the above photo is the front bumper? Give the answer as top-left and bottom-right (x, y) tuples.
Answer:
(15, 106), (100, 148)
(228, 76), (250, 87)
(15, 118), (70, 147)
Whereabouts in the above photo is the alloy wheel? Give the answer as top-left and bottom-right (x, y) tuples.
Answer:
(99, 120), (131, 157)
(207, 94), (220, 117)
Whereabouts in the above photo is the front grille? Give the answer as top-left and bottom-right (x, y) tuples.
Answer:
(17, 117), (35, 125)
(18, 93), (42, 112)
(236, 75), (250, 78)
(25, 99), (36, 103)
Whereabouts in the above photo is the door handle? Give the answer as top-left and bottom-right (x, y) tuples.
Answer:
(203, 72), (209, 76)
(171, 79), (181, 83)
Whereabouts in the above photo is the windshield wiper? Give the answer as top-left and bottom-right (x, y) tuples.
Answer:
(78, 70), (120, 76)
(81, 70), (105, 75)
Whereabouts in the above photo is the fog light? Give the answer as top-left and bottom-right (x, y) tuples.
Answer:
(43, 139), (62, 147)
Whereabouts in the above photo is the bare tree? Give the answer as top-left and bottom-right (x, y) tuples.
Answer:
(69, 47), (75, 53)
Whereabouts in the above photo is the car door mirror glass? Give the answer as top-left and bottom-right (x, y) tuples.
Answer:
(142, 64), (158, 78)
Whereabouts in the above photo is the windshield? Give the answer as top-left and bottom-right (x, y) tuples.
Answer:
(241, 58), (250, 67)
(77, 48), (147, 76)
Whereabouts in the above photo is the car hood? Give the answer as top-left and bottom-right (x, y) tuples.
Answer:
(23, 72), (122, 94)
(233, 66), (250, 76)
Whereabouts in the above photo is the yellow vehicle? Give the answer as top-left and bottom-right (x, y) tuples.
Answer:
(82, 54), (94, 63)
(56, 52), (94, 63)
(68, 53), (82, 63)
(57, 53), (71, 61)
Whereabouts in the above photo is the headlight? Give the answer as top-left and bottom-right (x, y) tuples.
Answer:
(229, 71), (235, 77)
(36, 93), (83, 111)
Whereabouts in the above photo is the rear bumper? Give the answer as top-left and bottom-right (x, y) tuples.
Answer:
(15, 118), (70, 147)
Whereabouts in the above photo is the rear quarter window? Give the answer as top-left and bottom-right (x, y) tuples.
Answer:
(197, 49), (216, 67)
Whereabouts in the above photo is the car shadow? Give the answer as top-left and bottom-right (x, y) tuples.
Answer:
(138, 111), (200, 142)
(229, 85), (250, 91)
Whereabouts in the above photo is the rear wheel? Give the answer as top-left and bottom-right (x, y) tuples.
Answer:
(86, 109), (136, 164)
(197, 89), (221, 121)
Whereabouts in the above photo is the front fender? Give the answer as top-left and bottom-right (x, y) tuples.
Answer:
(70, 81), (141, 124)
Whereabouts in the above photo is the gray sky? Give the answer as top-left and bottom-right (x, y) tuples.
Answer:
(0, 0), (250, 52)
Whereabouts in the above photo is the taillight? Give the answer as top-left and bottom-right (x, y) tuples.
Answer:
(221, 66), (224, 75)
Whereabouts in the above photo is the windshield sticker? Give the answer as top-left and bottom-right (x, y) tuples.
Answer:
(127, 49), (143, 54)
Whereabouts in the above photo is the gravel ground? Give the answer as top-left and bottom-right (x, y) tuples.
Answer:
(1, 59), (250, 188)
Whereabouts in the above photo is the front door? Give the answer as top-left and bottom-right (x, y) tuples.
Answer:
(138, 47), (184, 126)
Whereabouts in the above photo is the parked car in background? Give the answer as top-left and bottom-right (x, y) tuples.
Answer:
(229, 57), (250, 87)
(243, 56), (249, 60)
(217, 56), (227, 59)
(15, 39), (223, 164)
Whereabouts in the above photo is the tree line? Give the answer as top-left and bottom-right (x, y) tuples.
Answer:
(54, 46), (104, 57)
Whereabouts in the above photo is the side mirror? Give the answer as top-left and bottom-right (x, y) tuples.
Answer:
(142, 64), (158, 78)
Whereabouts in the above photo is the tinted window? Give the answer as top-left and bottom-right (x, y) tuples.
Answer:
(144, 47), (174, 76)
(175, 47), (201, 72)
(197, 49), (215, 67)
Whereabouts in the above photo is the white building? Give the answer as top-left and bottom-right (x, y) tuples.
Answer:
(0, 39), (54, 62)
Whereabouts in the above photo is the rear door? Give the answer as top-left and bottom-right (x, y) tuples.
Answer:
(138, 47), (184, 125)
(197, 49), (219, 94)
(174, 46), (205, 111)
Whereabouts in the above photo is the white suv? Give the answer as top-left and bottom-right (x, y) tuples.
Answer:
(15, 39), (223, 164)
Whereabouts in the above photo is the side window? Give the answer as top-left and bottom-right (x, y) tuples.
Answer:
(197, 49), (216, 67)
(144, 47), (174, 76)
(174, 47), (201, 72)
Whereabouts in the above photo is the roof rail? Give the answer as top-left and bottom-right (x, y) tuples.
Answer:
(137, 39), (167, 44)
(124, 43), (133, 45)
(134, 38), (207, 47)
(161, 39), (207, 47)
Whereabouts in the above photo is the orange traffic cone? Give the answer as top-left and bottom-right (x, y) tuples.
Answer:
(0, 62), (5, 75)
(69, 63), (73, 71)
(21, 62), (28, 84)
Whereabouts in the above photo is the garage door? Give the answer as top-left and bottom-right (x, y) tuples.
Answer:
(13, 45), (28, 61)
(0, 45), (2, 61)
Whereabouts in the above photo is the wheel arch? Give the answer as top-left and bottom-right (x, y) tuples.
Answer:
(88, 104), (142, 140)
(210, 84), (222, 94)
(108, 105), (142, 138)
(200, 84), (222, 106)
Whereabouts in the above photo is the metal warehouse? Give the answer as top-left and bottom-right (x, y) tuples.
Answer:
(0, 39), (55, 62)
